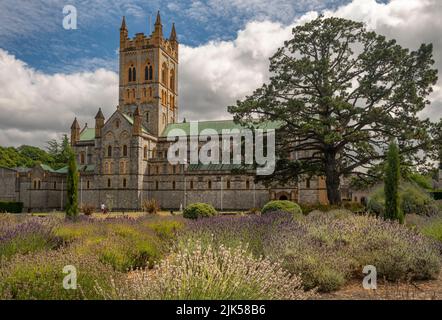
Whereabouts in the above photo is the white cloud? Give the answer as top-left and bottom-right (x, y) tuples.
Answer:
(0, 0), (441, 148)
(0, 49), (118, 147)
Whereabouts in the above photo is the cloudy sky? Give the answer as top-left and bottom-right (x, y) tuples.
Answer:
(0, 0), (440, 147)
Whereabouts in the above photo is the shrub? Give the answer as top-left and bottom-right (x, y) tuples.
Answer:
(142, 199), (160, 214)
(299, 203), (340, 214)
(99, 242), (315, 300)
(183, 203), (217, 219)
(262, 200), (302, 218)
(0, 219), (61, 259)
(0, 202), (24, 214)
(81, 204), (95, 216)
(421, 219), (442, 242)
(368, 182), (439, 217)
(143, 218), (185, 241)
(0, 249), (120, 300)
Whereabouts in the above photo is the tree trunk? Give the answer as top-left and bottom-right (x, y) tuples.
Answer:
(325, 152), (341, 205)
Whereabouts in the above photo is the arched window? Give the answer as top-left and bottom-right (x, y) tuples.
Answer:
(127, 89), (130, 100)
(149, 65), (153, 80)
(246, 180), (250, 189)
(226, 180), (230, 189)
(306, 178), (311, 189)
(208, 180), (212, 189)
(146, 112), (149, 123)
(107, 179), (111, 188)
(132, 89), (136, 102)
(145, 65), (149, 81)
(161, 63), (168, 86)
(128, 68), (132, 82)
(155, 180), (159, 190)
(190, 180), (194, 190)
(123, 178), (127, 188)
(123, 145), (128, 157)
(170, 70), (175, 91)
(80, 152), (85, 165)
(143, 146), (148, 159)
(132, 67), (136, 82)
(87, 180), (90, 189)
(53, 181), (57, 190)
(107, 145), (112, 157)
(172, 181), (176, 190)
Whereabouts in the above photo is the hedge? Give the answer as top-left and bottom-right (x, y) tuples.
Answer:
(0, 201), (24, 213)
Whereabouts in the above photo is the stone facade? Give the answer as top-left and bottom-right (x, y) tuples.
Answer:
(0, 13), (329, 212)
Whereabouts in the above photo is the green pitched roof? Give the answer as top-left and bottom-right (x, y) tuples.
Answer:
(79, 128), (95, 141)
(121, 113), (150, 135)
(161, 120), (281, 137)
(187, 163), (254, 172)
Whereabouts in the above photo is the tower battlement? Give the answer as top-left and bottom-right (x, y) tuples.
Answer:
(118, 11), (178, 137)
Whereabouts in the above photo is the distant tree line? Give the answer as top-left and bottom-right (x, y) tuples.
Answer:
(0, 135), (70, 170)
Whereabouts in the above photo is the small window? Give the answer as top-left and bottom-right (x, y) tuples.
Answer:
(107, 179), (111, 188)
(226, 180), (230, 189)
(107, 145), (112, 157)
(123, 145), (128, 157)
(144, 146), (148, 159)
(306, 178), (311, 189)
(80, 153), (85, 165)
(87, 180), (90, 189)
(208, 180), (212, 189)
(38, 180), (41, 190)
(115, 119), (120, 128)
(123, 178), (127, 188)
(190, 180), (194, 190)
(155, 181), (159, 190)
(53, 181), (57, 190)
(246, 180), (250, 189)
(33, 180), (37, 190)
(172, 181), (176, 190)
(146, 112), (149, 123)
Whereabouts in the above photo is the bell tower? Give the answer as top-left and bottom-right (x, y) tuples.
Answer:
(118, 11), (179, 137)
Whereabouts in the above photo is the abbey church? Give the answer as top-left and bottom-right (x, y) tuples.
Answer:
(0, 12), (330, 212)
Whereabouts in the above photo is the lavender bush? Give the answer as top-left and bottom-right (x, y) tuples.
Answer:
(98, 241), (315, 300)
(0, 218), (61, 259)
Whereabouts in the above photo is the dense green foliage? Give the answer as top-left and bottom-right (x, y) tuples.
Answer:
(65, 148), (79, 220)
(384, 141), (403, 223)
(183, 203), (217, 219)
(368, 182), (439, 217)
(0, 202), (23, 213)
(262, 200), (302, 218)
(229, 17), (438, 205)
(0, 135), (70, 170)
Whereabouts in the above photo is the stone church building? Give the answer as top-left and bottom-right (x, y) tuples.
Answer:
(0, 13), (329, 212)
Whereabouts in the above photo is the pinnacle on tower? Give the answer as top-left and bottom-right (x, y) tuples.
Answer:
(170, 23), (177, 41)
(120, 16), (127, 30)
(155, 11), (162, 26)
(95, 108), (104, 119)
(71, 117), (80, 129)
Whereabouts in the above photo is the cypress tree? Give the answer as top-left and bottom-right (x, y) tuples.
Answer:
(384, 140), (403, 223)
(66, 147), (79, 220)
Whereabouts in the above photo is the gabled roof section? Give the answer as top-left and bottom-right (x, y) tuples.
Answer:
(79, 128), (95, 141)
(161, 119), (281, 137)
(121, 113), (150, 135)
